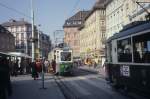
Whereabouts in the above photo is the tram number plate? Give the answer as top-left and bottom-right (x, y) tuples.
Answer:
(120, 65), (130, 77)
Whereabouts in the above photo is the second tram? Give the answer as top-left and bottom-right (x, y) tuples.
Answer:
(105, 21), (150, 97)
(49, 47), (73, 75)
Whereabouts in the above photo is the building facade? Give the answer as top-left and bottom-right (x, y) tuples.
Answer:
(39, 31), (51, 58)
(106, 0), (150, 39)
(2, 19), (38, 57)
(79, 0), (106, 63)
(63, 11), (89, 57)
(0, 25), (15, 52)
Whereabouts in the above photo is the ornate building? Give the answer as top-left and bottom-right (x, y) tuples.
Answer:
(2, 19), (38, 57)
(2, 19), (51, 58)
(106, 0), (150, 39)
(63, 11), (89, 57)
(39, 31), (51, 58)
(79, 0), (106, 64)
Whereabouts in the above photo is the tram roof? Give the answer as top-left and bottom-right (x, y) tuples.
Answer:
(107, 21), (150, 42)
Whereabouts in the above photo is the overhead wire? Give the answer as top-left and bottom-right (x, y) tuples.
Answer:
(0, 2), (31, 19)
(68, 0), (81, 17)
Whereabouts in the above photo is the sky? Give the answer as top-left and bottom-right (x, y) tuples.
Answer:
(0, 0), (96, 40)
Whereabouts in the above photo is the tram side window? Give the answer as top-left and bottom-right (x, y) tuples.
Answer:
(133, 33), (150, 63)
(117, 38), (132, 62)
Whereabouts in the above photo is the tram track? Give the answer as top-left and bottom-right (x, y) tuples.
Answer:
(53, 75), (80, 99)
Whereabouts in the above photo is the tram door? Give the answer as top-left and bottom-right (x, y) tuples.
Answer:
(111, 40), (117, 64)
(55, 50), (61, 73)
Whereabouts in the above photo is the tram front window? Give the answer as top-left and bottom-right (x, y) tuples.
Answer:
(133, 33), (150, 63)
(61, 52), (71, 61)
(117, 38), (132, 62)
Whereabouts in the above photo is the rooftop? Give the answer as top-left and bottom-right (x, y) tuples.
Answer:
(63, 11), (90, 28)
(1, 19), (31, 27)
(93, 0), (106, 9)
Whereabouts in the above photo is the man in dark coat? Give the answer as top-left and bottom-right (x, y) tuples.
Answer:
(31, 61), (38, 80)
(51, 59), (56, 73)
(0, 57), (12, 99)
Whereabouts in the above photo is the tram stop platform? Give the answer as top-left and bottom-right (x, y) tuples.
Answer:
(8, 74), (65, 99)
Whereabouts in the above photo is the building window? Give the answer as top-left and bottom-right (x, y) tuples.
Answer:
(28, 27), (32, 32)
(67, 22), (71, 25)
(78, 21), (82, 24)
(21, 41), (24, 46)
(101, 21), (105, 25)
(73, 21), (76, 25)
(140, 17), (143, 21)
(16, 33), (19, 41)
(21, 33), (24, 41)
(21, 26), (25, 31)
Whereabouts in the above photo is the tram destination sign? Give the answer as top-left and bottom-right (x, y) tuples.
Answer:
(120, 65), (130, 77)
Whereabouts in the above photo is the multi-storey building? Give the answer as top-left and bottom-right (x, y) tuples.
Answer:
(63, 11), (89, 57)
(2, 19), (38, 57)
(39, 31), (51, 58)
(79, 0), (106, 63)
(0, 25), (15, 52)
(106, 0), (150, 39)
(2, 19), (51, 58)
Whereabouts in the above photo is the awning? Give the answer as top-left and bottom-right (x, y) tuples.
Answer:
(7, 52), (32, 58)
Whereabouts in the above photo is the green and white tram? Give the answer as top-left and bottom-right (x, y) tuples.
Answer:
(49, 47), (73, 75)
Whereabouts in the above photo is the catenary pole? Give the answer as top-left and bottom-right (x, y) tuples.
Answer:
(31, 0), (35, 62)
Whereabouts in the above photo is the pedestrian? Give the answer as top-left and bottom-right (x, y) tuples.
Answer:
(44, 59), (49, 73)
(27, 60), (32, 74)
(0, 57), (12, 99)
(13, 59), (19, 76)
(94, 61), (97, 68)
(36, 59), (42, 73)
(51, 59), (56, 73)
(31, 60), (38, 80)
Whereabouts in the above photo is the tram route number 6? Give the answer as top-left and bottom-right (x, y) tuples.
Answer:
(120, 65), (130, 77)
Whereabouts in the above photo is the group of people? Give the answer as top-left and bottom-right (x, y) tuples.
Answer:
(30, 59), (56, 80)
(9, 59), (32, 76)
(0, 56), (57, 98)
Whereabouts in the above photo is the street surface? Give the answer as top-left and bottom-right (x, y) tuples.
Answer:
(8, 66), (146, 99)
(9, 74), (65, 99)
